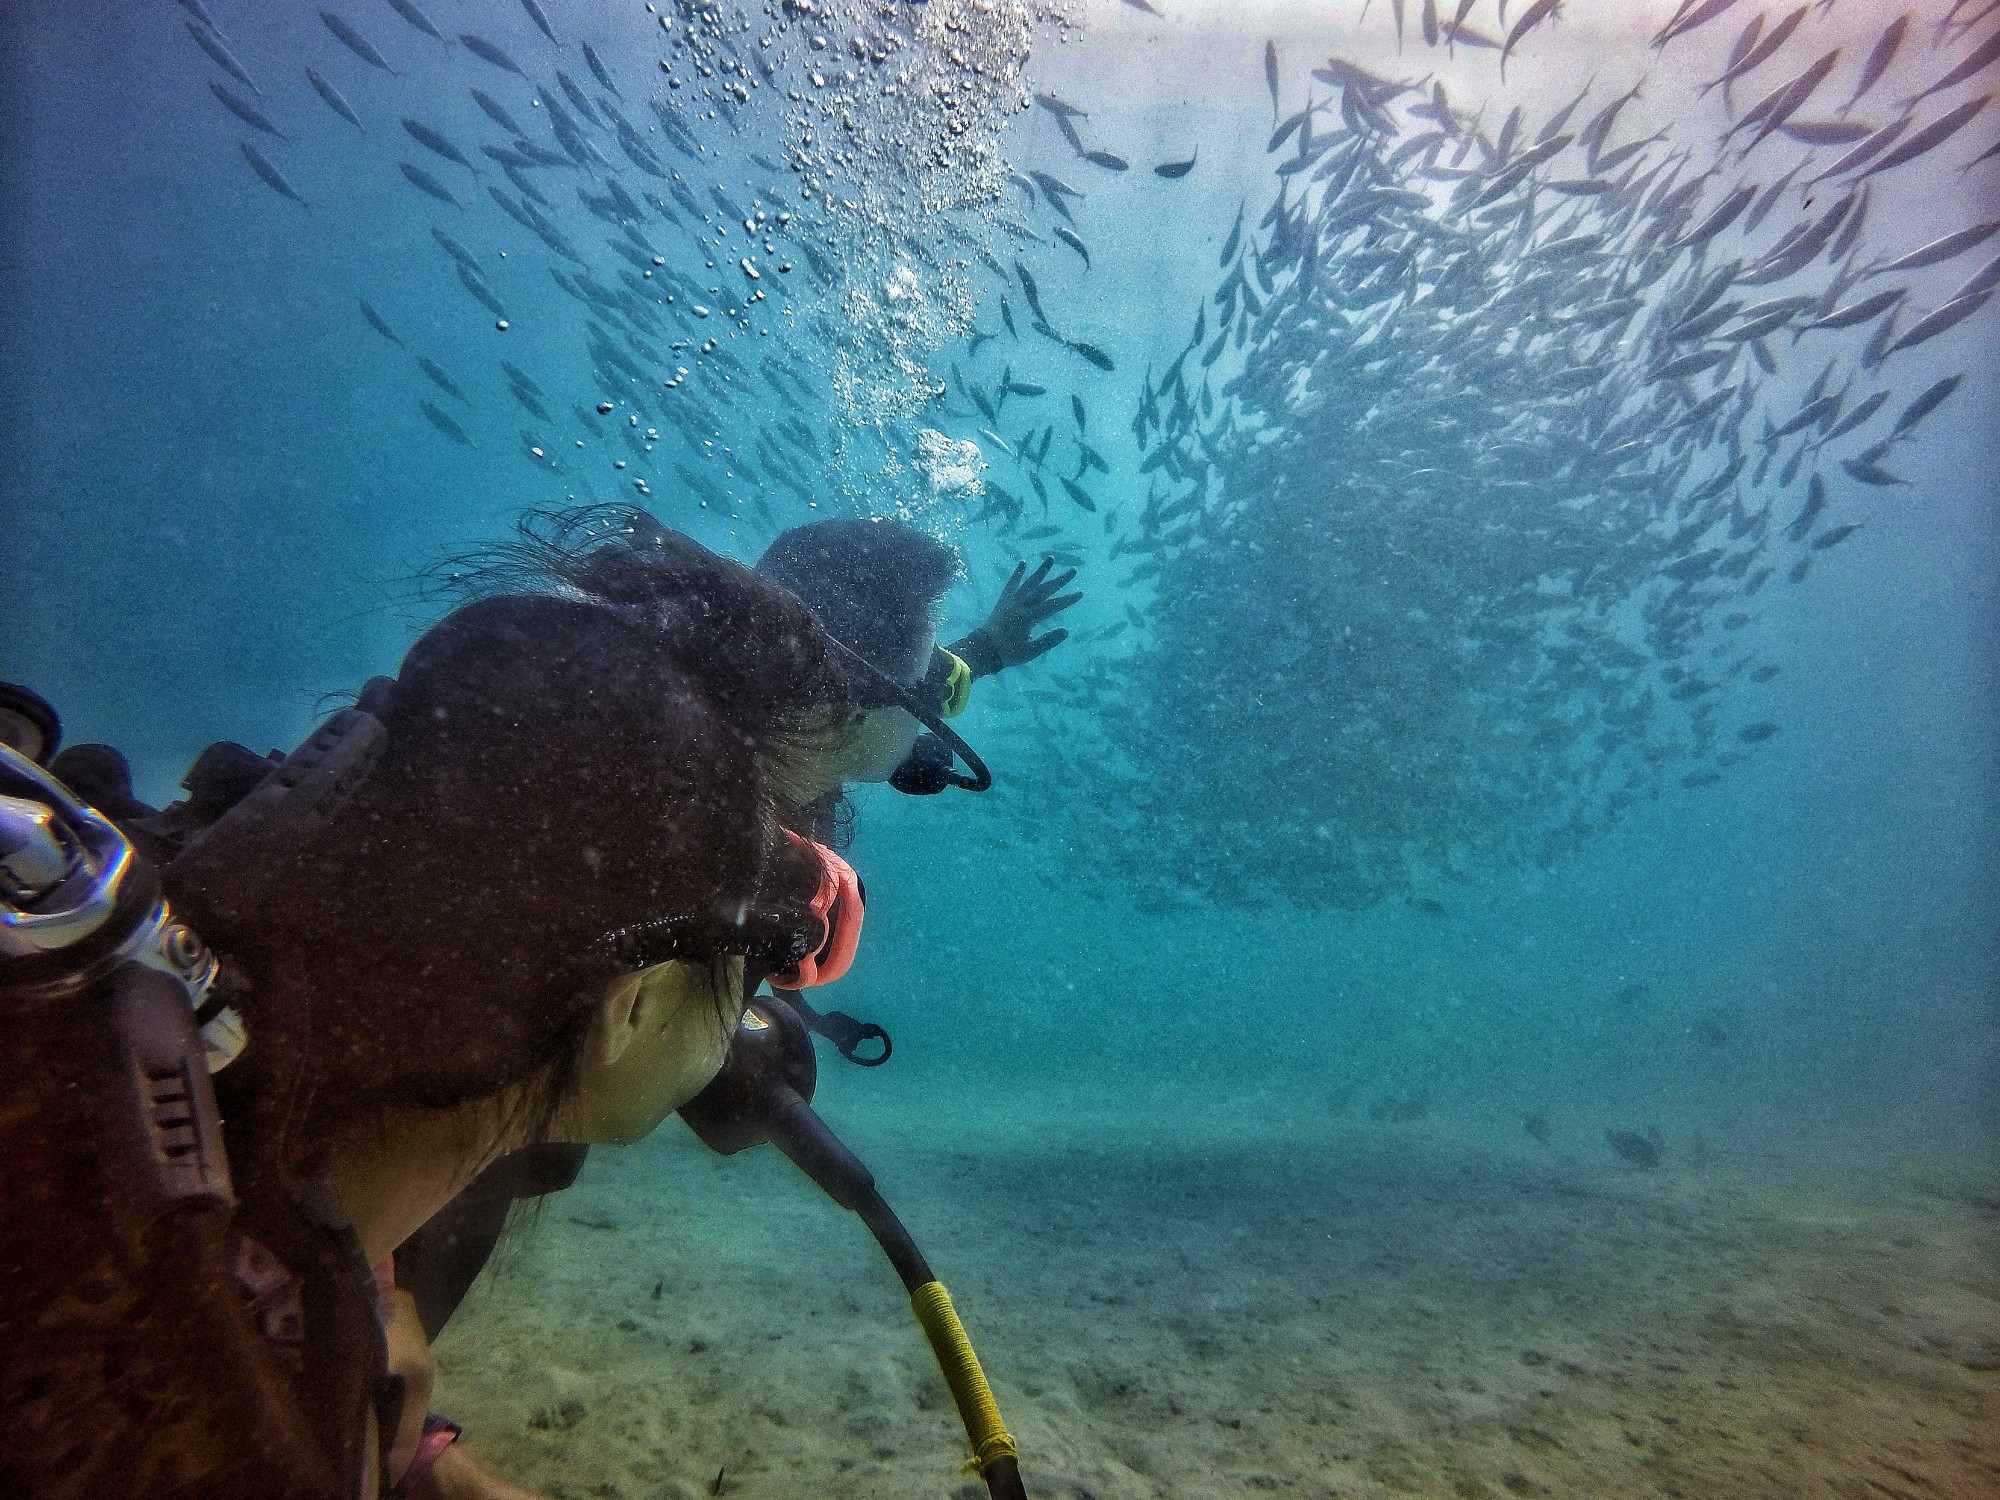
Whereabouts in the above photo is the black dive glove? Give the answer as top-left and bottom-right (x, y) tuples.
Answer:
(950, 557), (1082, 678)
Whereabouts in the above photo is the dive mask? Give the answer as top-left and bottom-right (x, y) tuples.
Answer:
(594, 831), (864, 991)
(826, 638), (992, 795)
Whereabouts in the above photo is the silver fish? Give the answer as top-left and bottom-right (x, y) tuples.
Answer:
(418, 398), (475, 447)
(582, 39), (620, 99)
(383, 0), (445, 43)
(399, 160), (462, 209)
(238, 141), (307, 208)
(402, 119), (476, 172)
(1869, 219), (2000, 276)
(319, 10), (396, 74)
(520, 0), (561, 47)
(459, 33), (527, 76)
(471, 89), (522, 136)
(208, 80), (287, 141)
(305, 68), (365, 132)
(184, 20), (262, 96)
(1843, 15), (1907, 112)
(1856, 95), (1992, 180)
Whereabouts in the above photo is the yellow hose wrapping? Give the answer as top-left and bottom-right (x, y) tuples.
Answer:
(909, 1280), (1018, 1476)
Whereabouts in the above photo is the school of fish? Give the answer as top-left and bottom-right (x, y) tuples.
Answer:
(171, 0), (1995, 910)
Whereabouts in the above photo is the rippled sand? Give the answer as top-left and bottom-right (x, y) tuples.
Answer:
(433, 1100), (1998, 1499)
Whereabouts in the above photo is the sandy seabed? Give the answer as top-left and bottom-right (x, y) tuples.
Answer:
(433, 1098), (1999, 1500)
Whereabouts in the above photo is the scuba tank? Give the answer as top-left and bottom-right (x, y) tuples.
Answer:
(2, 685), (1032, 1497)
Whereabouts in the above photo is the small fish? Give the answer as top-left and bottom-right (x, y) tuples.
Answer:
(556, 70), (602, 126)
(403, 118), (476, 172)
(471, 88), (523, 136)
(1871, 220), (2000, 276)
(1777, 119), (1875, 145)
(237, 141), (308, 208)
(1667, 184), (1755, 253)
(487, 183), (533, 227)
(1082, 149), (1130, 171)
(1501, 0), (1562, 79)
(1843, 15), (1907, 112)
(1440, 20), (1503, 49)
(1604, 1128), (1661, 1167)
(1265, 40), (1280, 119)
(1000, 297), (1018, 338)
(1890, 375), (1962, 439)
(383, 0), (446, 43)
(1067, 340), (1116, 371)
(1072, 394), (1088, 431)
(1707, 4), (1808, 98)
(1014, 262), (1046, 322)
(184, 20), (262, 96)
(459, 32), (527, 76)
(456, 265), (508, 321)
(1060, 476), (1099, 512)
(1054, 225), (1091, 266)
(1219, 204), (1244, 265)
(1857, 96), (1993, 181)
(1784, 474), (1827, 541)
(175, 0), (223, 33)
(1119, 0), (1163, 13)
(418, 398), (475, 447)
(431, 228), (479, 270)
(319, 10), (397, 74)
(208, 80), (288, 141)
(499, 360), (543, 398)
(519, 0), (561, 47)
(582, 39), (620, 98)
(305, 67), (365, 133)
(417, 356), (469, 403)
(1948, 249), (2000, 302)
(1155, 151), (1198, 178)
(1821, 388), (1891, 440)
(358, 297), (403, 346)
(1811, 522), (1864, 548)
(1653, 0), (1740, 51)
(1885, 291), (1990, 354)
(1737, 49), (1844, 157)
(1035, 92), (1089, 122)
(399, 161), (462, 210)
(1898, 24), (2000, 110)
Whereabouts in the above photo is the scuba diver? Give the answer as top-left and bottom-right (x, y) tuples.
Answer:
(387, 514), (1075, 1495)
(395, 516), (1079, 1320)
(2, 524), (851, 1498)
(1, 512), (1047, 1500)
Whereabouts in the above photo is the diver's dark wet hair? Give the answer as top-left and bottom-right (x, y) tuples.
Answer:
(188, 510), (851, 1169)
(753, 517), (959, 692)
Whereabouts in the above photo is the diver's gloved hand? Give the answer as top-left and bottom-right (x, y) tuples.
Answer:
(951, 557), (1082, 678)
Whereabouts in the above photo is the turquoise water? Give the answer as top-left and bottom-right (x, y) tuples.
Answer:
(3, 1), (1996, 1494)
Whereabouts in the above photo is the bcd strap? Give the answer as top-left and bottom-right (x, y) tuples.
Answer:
(165, 705), (388, 942)
(781, 988), (893, 1067)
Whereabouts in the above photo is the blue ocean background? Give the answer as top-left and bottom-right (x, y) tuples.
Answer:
(3, 1), (1996, 1494)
